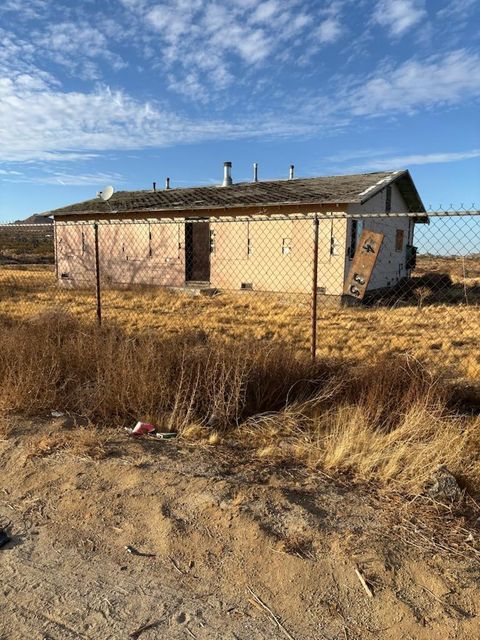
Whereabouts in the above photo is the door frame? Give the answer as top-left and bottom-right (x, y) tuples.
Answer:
(185, 219), (211, 282)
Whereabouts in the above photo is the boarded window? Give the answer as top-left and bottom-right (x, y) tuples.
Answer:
(58, 225), (91, 258)
(348, 220), (358, 259)
(282, 238), (292, 255)
(124, 223), (151, 261)
(150, 223), (182, 261)
(212, 221), (248, 260)
(395, 229), (404, 252)
(386, 185), (392, 213)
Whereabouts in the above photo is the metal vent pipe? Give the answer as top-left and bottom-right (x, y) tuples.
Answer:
(222, 161), (233, 187)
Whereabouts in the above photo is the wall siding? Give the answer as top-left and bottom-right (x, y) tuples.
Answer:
(210, 217), (347, 294)
(55, 188), (417, 296)
(56, 222), (185, 288)
(347, 184), (414, 291)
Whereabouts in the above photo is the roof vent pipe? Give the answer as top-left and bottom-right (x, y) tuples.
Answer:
(289, 164), (295, 180)
(253, 162), (258, 182)
(222, 161), (233, 187)
(153, 181), (156, 192)
(165, 177), (170, 190)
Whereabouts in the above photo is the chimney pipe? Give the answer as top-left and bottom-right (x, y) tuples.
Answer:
(165, 177), (170, 190)
(153, 181), (156, 192)
(289, 164), (295, 180)
(253, 162), (258, 182)
(222, 161), (232, 187)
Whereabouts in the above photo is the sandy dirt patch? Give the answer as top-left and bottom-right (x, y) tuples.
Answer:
(1, 417), (479, 640)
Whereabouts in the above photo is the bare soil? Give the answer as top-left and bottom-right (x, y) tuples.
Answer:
(1, 417), (480, 640)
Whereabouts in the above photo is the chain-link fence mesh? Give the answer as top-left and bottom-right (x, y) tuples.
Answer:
(0, 210), (479, 383)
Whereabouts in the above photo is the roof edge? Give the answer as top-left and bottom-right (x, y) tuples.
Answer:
(359, 169), (426, 215)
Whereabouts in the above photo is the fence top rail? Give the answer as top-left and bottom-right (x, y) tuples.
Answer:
(54, 209), (480, 225)
(1, 209), (480, 229)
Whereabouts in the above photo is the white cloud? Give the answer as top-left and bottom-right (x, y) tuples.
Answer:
(35, 172), (125, 186)
(373, 0), (426, 36)
(1, 20), (479, 166)
(345, 49), (480, 116)
(437, 0), (478, 19)
(0, 68), (321, 163)
(0, 0), (47, 18)
(33, 22), (126, 80)
(0, 169), (23, 175)
(315, 16), (343, 44)
(251, 1), (281, 23)
(133, 1), (322, 96)
(338, 149), (480, 172)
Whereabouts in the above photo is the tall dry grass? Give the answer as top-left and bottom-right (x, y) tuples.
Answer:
(0, 313), (326, 429)
(1, 264), (480, 384)
(0, 314), (478, 494)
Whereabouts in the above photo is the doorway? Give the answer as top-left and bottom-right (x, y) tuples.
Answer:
(185, 221), (211, 282)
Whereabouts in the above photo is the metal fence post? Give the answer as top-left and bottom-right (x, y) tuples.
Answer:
(311, 214), (319, 362)
(94, 222), (102, 325)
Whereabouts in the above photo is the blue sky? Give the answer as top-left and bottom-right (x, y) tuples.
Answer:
(0, 0), (479, 221)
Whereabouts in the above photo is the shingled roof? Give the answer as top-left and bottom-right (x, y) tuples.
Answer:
(48, 169), (425, 217)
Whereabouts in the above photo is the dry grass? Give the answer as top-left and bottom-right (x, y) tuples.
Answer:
(0, 313), (324, 428)
(0, 314), (479, 495)
(241, 357), (480, 494)
(0, 261), (479, 385)
(25, 427), (110, 459)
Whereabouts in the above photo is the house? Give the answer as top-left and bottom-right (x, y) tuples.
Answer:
(48, 164), (426, 300)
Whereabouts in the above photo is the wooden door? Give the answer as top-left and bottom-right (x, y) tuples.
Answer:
(185, 221), (211, 282)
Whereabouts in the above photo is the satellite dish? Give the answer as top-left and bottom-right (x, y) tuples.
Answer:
(98, 185), (114, 201)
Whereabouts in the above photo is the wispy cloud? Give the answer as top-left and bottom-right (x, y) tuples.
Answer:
(344, 49), (480, 116)
(373, 0), (426, 36)
(127, 0), (336, 98)
(316, 16), (343, 44)
(437, 0), (478, 20)
(32, 172), (125, 186)
(34, 22), (126, 80)
(0, 69), (323, 162)
(0, 168), (23, 175)
(1, 45), (480, 163)
(333, 149), (480, 172)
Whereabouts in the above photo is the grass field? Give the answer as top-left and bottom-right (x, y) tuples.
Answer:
(0, 257), (479, 496)
(0, 258), (479, 384)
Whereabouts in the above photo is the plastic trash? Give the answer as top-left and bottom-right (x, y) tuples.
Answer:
(124, 423), (177, 439)
(51, 410), (64, 418)
(125, 545), (156, 558)
(125, 422), (156, 437)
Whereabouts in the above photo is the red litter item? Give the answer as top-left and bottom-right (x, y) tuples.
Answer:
(131, 422), (156, 436)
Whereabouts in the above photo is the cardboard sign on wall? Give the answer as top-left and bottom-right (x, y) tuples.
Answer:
(343, 229), (384, 300)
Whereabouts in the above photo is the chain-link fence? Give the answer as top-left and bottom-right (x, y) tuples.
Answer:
(0, 210), (479, 383)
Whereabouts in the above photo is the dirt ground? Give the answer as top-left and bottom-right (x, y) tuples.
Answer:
(1, 417), (480, 640)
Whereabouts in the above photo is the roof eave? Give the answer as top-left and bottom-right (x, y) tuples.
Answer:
(358, 170), (407, 205)
(51, 199), (356, 219)
(358, 169), (428, 222)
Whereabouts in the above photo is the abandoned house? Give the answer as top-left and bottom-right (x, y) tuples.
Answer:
(48, 164), (426, 299)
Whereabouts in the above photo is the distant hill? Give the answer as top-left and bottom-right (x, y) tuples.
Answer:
(1, 218), (54, 265)
(14, 214), (53, 225)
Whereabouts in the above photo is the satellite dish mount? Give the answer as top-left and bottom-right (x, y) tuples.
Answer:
(98, 185), (114, 201)
(97, 185), (114, 212)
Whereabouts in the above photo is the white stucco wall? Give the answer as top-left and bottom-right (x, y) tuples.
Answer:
(347, 182), (415, 291)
